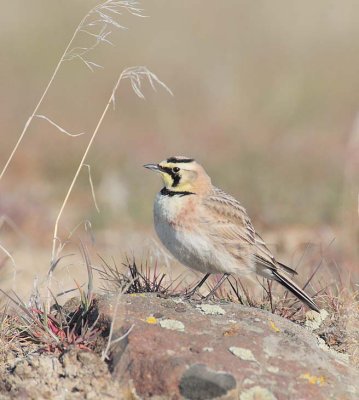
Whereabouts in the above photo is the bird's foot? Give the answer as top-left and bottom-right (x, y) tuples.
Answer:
(181, 290), (199, 301)
(201, 292), (216, 302)
(156, 289), (189, 300)
(176, 287), (207, 302)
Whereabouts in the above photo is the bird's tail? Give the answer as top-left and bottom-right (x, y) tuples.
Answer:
(272, 270), (320, 312)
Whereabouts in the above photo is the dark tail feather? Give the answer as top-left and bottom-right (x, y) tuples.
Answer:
(277, 261), (298, 276)
(273, 271), (320, 312)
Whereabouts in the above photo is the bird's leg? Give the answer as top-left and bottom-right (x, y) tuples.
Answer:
(182, 273), (211, 299)
(203, 273), (230, 301)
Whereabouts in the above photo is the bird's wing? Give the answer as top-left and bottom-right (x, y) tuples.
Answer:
(202, 187), (297, 276)
(200, 188), (317, 310)
(202, 187), (256, 246)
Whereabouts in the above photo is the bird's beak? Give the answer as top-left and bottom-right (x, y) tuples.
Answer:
(143, 163), (162, 172)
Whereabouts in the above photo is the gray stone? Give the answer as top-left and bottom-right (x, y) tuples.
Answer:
(179, 364), (236, 400)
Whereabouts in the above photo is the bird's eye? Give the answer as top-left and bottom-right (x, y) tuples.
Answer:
(173, 167), (180, 173)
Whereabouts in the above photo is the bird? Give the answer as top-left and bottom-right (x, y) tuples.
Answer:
(144, 156), (319, 312)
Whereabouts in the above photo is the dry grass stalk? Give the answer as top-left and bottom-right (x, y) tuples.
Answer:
(50, 66), (172, 267)
(0, 1), (153, 302)
(97, 255), (180, 295)
(0, 247), (103, 353)
(0, 1), (144, 182)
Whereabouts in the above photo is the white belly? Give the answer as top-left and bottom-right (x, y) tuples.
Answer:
(153, 193), (240, 274)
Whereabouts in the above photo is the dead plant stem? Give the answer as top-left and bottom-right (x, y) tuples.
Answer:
(0, 14), (88, 182)
(51, 72), (123, 264)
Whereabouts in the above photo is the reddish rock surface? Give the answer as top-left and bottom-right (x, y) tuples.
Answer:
(1, 293), (358, 399)
(100, 293), (359, 400)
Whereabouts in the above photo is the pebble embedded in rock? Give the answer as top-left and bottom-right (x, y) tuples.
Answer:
(266, 365), (279, 374)
(203, 347), (214, 352)
(197, 304), (226, 315)
(239, 386), (278, 400)
(159, 319), (185, 332)
(229, 347), (257, 362)
(179, 364), (236, 400)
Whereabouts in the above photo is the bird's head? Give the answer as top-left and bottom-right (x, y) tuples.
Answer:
(144, 156), (211, 194)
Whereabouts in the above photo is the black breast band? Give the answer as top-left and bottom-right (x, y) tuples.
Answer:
(160, 187), (195, 197)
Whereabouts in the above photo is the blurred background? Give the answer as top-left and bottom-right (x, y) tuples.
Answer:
(0, 0), (358, 298)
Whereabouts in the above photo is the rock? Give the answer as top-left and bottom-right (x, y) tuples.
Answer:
(179, 364), (236, 400)
(228, 347), (257, 362)
(1, 293), (358, 399)
(239, 386), (277, 400)
(197, 304), (226, 315)
(97, 293), (359, 399)
(159, 318), (185, 332)
(0, 349), (123, 399)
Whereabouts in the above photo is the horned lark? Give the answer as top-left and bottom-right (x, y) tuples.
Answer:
(144, 156), (319, 312)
